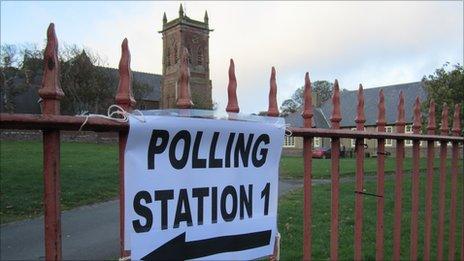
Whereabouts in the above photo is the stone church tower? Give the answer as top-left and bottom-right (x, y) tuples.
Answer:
(159, 5), (213, 109)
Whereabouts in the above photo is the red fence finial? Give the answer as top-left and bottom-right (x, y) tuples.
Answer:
(396, 91), (405, 133)
(452, 103), (461, 136)
(301, 72), (313, 128)
(440, 103), (449, 135)
(355, 84), (365, 128)
(177, 47), (193, 109)
(225, 58), (239, 113)
(38, 23), (64, 115)
(267, 66), (279, 117)
(412, 97), (421, 134)
(377, 89), (386, 130)
(115, 38), (135, 111)
(427, 99), (436, 135)
(330, 79), (341, 129)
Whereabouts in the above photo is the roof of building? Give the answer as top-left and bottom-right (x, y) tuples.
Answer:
(320, 81), (427, 127)
(284, 107), (331, 129)
(97, 66), (162, 101)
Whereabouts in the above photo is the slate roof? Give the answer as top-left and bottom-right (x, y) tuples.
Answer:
(99, 67), (162, 101)
(284, 107), (331, 128)
(320, 81), (427, 127)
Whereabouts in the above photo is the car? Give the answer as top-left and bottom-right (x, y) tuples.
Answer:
(312, 147), (331, 159)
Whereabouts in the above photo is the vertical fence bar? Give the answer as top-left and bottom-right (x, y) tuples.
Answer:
(410, 97), (421, 260)
(115, 38), (136, 258)
(437, 104), (449, 260)
(375, 90), (386, 261)
(393, 91), (405, 260)
(302, 73), (313, 261)
(448, 104), (461, 260)
(177, 47), (193, 109)
(330, 80), (342, 260)
(266, 66), (280, 261)
(354, 84), (366, 261)
(423, 99), (436, 260)
(225, 59), (239, 113)
(38, 23), (65, 261)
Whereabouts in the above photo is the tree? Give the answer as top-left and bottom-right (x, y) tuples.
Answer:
(1, 43), (151, 115)
(422, 62), (463, 130)
(280, 80), (334, 115)
(0, 44), (42, 112)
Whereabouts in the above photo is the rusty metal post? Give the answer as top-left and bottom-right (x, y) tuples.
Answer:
(267, 67), (279, 117)
(301, 73), (313, 261)
(437, 104), (449, 260)
(177, 47), (193, 109)
(330, 80), (342, 261)
(354, 84), (365, 260)
(448, 104), (461, 260)
(38, 23), (65, 261)
(423, 99), (436, 260)
(115, 38), (136, 259)
(266, 67), (280, 261)
(410, 97), (421, 260)
(393, 91), (405, 260)
(375, 90), (386, 261)
(225, 59), (239, 113)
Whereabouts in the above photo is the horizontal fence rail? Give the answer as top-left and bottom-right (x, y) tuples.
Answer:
(0, 23), (463, 261)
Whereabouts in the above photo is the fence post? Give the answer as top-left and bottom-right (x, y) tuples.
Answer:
(354, 84), (366, 261)
(301, 72), (313, 261)
(225, 59), (239, 113)
(38, 23), (65, 261)
(330, 80), (342, 261)
(423, 99), (436, 261)
(115, 38), (135, 259)
(410, 97), (421, 260)
(375, 90), (386, 261)
(266, 67), (280, 261)
(448, 104), (461, 260)
(393, 91), (405, 260)
(437, 104), (449, 260)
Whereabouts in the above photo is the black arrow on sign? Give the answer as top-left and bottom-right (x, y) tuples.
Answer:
(141, 230), (272, 260)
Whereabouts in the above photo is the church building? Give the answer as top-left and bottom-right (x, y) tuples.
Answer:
(159, 4), (213, 109)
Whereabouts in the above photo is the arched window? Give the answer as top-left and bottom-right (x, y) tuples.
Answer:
(166, 48), (171, 66)
(174, 46), (179, 64)
(197, 48), (203, 65)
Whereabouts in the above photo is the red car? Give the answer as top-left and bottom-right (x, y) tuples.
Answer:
(312, 147), (331, 159)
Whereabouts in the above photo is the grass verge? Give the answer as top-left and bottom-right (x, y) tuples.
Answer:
(278, 173), (463, 260)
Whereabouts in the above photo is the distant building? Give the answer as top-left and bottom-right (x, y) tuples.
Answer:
(283, 81), (431, 156)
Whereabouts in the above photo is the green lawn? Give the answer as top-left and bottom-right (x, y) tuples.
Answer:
(280, 156), (454, 179)
(278, 173), (464, 260)
(0, 140), (118, 223)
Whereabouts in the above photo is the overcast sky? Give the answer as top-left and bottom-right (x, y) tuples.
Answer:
(1, 1), (463, 113)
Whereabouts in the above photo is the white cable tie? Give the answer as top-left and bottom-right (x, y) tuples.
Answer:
(77, 104), (145, 132)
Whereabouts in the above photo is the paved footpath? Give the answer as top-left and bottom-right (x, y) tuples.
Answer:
(1, 180), (303, 260)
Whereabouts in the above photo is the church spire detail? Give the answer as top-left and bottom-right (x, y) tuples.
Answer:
(204, 10), (209, 24)
(163, 12), (167, 24)
(179, 4), (184, 17)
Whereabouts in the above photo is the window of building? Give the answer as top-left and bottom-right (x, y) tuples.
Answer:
(283, 136), (295, 148)
(385, 126), (393, 146)
(314, 137), (321, 148)
(197, 48), (203, 65)
(351, 128), (366, 147)
(405, 124), (413, 146)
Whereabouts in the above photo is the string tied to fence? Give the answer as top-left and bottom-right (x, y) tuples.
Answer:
(78, 104), (146, 132)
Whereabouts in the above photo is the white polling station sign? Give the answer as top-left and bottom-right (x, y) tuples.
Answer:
(124, 114), (284, 260)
